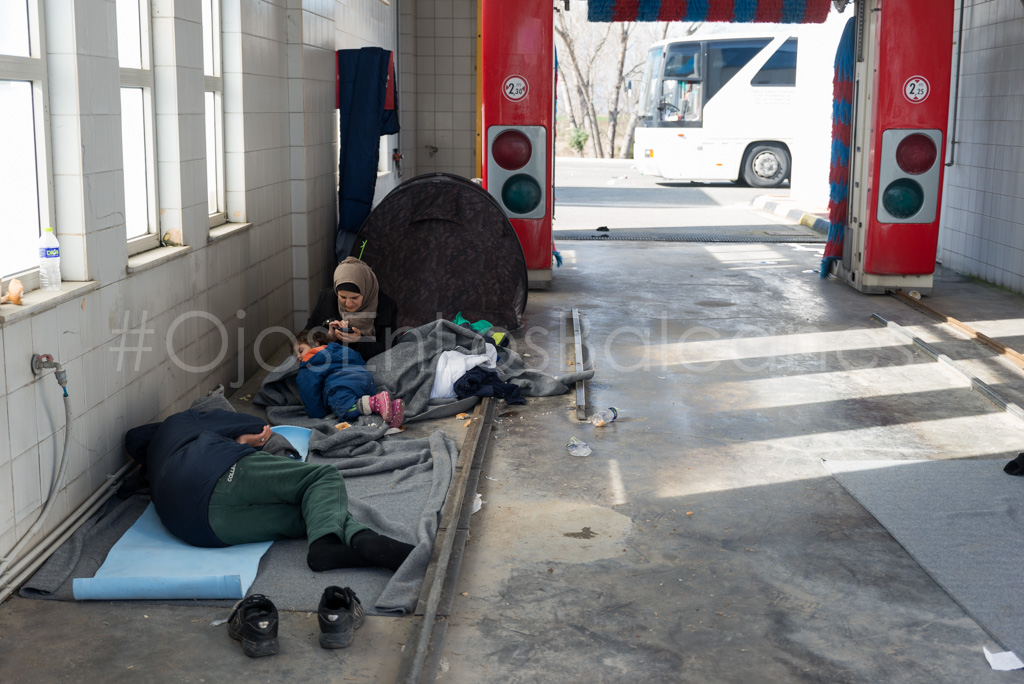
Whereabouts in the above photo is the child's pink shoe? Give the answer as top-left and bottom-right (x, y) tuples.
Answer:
(359, 391), (392, 423)
(388, 399), (405, 429)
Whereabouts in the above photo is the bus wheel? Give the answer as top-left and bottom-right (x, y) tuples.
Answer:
(741, 144), (790, 188)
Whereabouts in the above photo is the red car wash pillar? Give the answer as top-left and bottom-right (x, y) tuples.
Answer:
(480, 0), (555, 289)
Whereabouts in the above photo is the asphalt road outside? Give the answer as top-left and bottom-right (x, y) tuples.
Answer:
(552, 158), (810, 240)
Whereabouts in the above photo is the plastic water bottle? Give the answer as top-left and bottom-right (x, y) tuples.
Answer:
(589, 407), (619, 427)
(566, 437), (592, 457)
(39, 227), (61, 292)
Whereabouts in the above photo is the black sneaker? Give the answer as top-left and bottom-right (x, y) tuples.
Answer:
(227, 594), (279, 657)
(317, 586), (365, 649)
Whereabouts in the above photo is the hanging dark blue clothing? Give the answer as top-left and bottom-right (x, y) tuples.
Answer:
(336, 47), (400, 260)
(454, 367), (526, 405)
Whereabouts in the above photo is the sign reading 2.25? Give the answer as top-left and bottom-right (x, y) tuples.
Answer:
(502, 75), (529, 102)
(903, 76), (930, 103)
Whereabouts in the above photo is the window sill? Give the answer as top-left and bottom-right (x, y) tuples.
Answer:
(0, 280), (100, 326)
(209, 221), (254, 244)
(126, 244), (193, 275)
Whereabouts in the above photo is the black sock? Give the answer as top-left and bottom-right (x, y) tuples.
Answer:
(307, 534), (373, 572)
(351, 530), (415, 571)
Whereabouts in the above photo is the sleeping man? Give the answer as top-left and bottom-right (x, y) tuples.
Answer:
(124, 408), (413, 572)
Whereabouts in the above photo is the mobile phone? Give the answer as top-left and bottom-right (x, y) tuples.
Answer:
(323, 319), (354, 334)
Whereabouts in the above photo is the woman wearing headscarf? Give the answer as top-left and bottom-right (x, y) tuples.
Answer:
(305, 257), (399, 362)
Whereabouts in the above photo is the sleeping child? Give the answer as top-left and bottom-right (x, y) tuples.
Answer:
(294, 329), (405, 428)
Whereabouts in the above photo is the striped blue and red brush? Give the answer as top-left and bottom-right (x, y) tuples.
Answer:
(820, 17), (855, 278)
(588, 0), (833, 23)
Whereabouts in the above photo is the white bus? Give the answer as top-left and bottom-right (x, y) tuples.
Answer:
(633, 29), (829, 188)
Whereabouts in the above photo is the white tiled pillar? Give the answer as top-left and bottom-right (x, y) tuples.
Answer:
(152, 0), (210, 247)
(221, 0), (247, 223)
(939, 0), (1024, 292)
(414, 0), (476, 179)
(45, 0), (127, 283)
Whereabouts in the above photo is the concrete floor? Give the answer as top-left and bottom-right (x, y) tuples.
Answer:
(4, 194), (1024, 681)
(436, 242), (1024, 683)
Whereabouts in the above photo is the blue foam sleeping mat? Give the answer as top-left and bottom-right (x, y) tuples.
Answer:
(72, 504), (271, 600)
(72, 426), (313, 600)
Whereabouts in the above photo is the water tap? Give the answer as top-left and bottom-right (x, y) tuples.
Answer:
(31, 353), (67, 386)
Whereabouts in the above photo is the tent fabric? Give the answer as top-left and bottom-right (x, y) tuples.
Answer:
(351, 173), (528, 331)
(588, 0), (833, 23)
(336, 47), (400, 260)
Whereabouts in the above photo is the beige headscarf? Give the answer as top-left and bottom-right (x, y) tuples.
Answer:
(332, 257), (380, 338)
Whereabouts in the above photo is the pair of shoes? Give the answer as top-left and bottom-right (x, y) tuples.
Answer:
(226, 588), (365, 656)
(228, 594), (279, 657)
(360, 391), (405, 429)
(317, 586), (365, 649)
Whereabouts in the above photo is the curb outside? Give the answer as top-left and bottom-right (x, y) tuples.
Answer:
(752, 195), (830, 236)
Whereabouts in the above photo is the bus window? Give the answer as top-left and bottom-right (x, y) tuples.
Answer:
(751, 38), (798, 86)
(661, 80), (701, 122)
(638, 47), (663, 119)
(706, 39), (771, 101)
(663, 43), (699, 79)
(661, 43), (701, 122)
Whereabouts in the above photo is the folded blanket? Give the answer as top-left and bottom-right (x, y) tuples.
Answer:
(256, 320), (594, 423)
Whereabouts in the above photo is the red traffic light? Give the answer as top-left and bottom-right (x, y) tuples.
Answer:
(492, 130), (532, 170)
(895, 133), (937, 175)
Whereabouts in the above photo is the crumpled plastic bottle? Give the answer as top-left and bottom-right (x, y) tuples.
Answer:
(588, 407), (619, 427)
(566, 437), (592, 457)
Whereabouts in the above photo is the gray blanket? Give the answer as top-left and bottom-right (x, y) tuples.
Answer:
(21, 395), (459, 615)
(256, 319), (595, 425)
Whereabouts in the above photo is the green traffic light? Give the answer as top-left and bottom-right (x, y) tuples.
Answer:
(882, 178), (924, 219)
(502, 174), (542, 214)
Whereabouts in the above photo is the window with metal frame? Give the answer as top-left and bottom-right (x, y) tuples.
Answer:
(116, 0), (160, 254)
(0, 0), (54, 290)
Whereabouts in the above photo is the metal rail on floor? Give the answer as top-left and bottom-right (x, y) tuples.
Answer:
(872, 313), (1024, 423)
(891, 290), (1024, 370)
(572, 308), (588, 420)
(396, 397), (495, 683)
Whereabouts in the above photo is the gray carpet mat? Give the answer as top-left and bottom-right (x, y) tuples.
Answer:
(822, 458), (1024, 655)
(21, 430), (458, 616)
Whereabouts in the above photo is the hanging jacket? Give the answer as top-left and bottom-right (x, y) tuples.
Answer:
(336, 47), (400, 259)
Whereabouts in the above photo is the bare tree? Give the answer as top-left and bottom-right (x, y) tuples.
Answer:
(554, 7), (610, 158)
(604, 22), (634, 157)
(555, 5), (701, 159)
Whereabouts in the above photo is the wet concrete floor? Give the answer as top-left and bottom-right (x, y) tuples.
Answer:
(3, 239), (1024, 682)
(437, 241), (1024, 683)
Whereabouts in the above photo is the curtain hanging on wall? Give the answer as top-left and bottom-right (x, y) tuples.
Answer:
(588, 0), (833, 23)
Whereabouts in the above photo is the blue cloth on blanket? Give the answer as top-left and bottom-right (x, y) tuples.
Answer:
(453, 367), (526, 405)
(72, 504), (271, 600)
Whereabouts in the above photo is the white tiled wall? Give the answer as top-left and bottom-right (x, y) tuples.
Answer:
(411, 0), (478, 178)
(939, 0), (1024, 293)
(0, 0), (488, 563)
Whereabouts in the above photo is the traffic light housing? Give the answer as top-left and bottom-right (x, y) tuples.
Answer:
(486, 125), (547, 219)
(875, 129), (942, 224)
